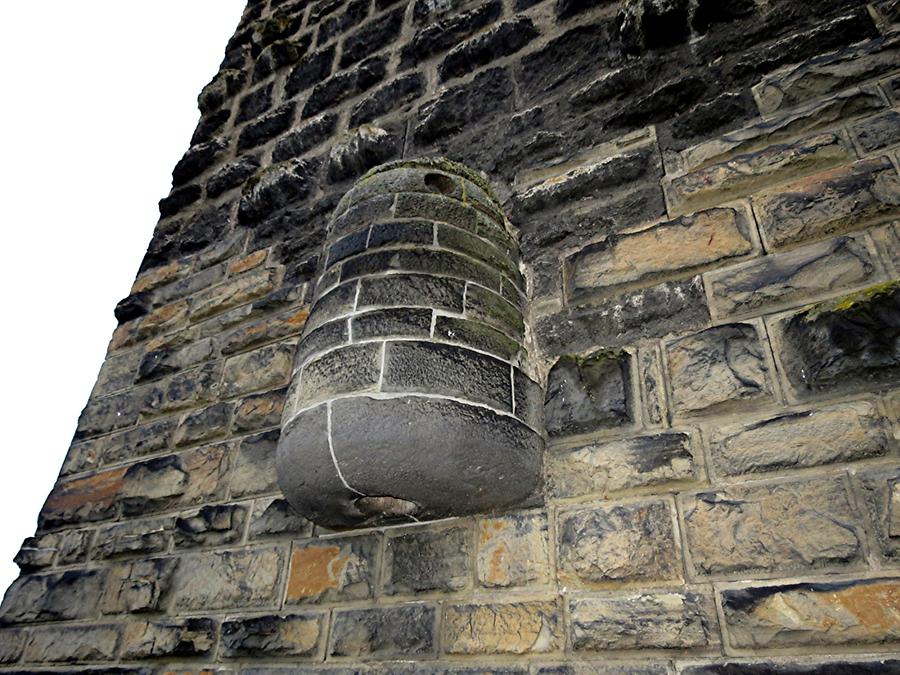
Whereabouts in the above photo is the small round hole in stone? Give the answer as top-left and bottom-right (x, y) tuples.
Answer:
(424, 172), (456, 195)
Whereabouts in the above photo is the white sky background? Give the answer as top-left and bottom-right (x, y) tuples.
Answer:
(0, 1), (247, 592)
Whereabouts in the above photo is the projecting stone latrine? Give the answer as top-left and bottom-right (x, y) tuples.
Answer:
(2, 0), (900, 671)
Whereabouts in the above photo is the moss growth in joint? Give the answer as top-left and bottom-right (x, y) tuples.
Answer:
(803, 280), (900, 322)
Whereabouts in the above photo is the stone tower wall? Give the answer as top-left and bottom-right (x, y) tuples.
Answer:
(1, 0), (900, 671)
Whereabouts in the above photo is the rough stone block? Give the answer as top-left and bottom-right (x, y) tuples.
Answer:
(383, 525), (471, 595)
(286, 535), (379, 604)
(402, 0), (502, 64)
(382, 341), (513, 412)
(221, 613), (325, 657)
(439, 17), (538, 82)
(558, 499), (681, 587)
(174, 504), (248, 548)
(666, 132), (853, 215)
(339, 8), (404, 68)
(22, 624), (120, 662)
(720, 577), (900, 648)
(222, 340), (296, 397)
(350, 73), (425, 127)
(569, 589), (720, 651)
(302, 56), (387, 118)
(706, 233), (882, 320)
(352, 308), (432, 340)
(549, 430), (699, 498)
(536, 276), (710, 355)
(94, 517), (174, 560)
(544, 350), (633, 438)
(121, 444), (230, 516)
(464, 283), (525, 340)
(477, 513), (550, 588)
(75, 390), (141, 439)
(172, 546), (285, 611)
(329, 604), (437, 658)
(775, 283), (900, 397)
(40, 467), (125, 528)
(173, 401), (234, 447)
(295, 342), (381, 409)
(442, 600), (562, 655)
(140, 363), (221, 418)
(220, 306), (308, 356)
(230, 429), (279, 498)
(754, 157), (900, 251)
(707, 400), (891, 477)
(191, 268), (281, 321)
(567, 206), (755, 299)
(854, 465), (900, 563)
(665, 323), (773, 415)
(357, 273), (465, 313)
(680, 476), (864, 577)
(0, 569), (107, 624)
(232, 387), (287, 433)
(249, 497), (314, 539)
(101, 557), (179, 615)
(120, 619), (217, 658)
(680, 658), (900, 674)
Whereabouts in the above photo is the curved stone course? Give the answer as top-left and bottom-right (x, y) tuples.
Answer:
(276, 158), (544, 529)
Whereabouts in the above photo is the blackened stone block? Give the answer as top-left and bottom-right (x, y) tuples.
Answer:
(352, 308), (433, 340)
(159, 185), (202, 218)
(681, 659), (900, 675)
(238, 158), (317, 224)
(339, 8), (404, 68)
(317, 0), (369, 44)
(438, 17), (539, 82)
(174, 504), (248, 548)
(249, 497), (314, 539)
(414, 68), (515, 145)
(544, 350), (633, 438)
(778, 282), (900, 396)
(357, 274), (466, 312)
(401, 1), (503, 67)
(617, 0), (691, 53)
(237, 102), (296, 151)
(221, 613), (325, 657)
(435, 316), (520, 362)
(206, 155), (261, 198)
(253, 35), (312, 81)
(327, 125), (402, 183)
(383, 341), (513, 412)
(273, 113), (338, 162)
(383, 525), (471, 595)
(518, 23), (617, 98)
(172, 138), (227, 186)
(285, 46), (336, 98)
(302, 57), (387, 118)
(329, 604), (437, 658)
(237, 82), (274, 123)
(350, 73), (425, 127)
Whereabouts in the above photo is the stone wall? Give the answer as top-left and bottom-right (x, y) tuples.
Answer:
(1, 0), (899, 671)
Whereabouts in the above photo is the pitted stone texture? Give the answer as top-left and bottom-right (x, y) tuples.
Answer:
(383, 525), (471, 595)
(278, 159), (541, 530)
(680, 476), (865, 577)
(558, 499), (682, 587)
(665, 323), (773, 415)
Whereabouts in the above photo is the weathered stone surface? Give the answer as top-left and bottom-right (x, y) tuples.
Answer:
(329, 604), (437, 658)
(442, 600), (562, 655)
(854, 465), (900, 562)
(708, 400), (891, 477)
(221, 613), (325, 657)
(0, 569), (106, 623)
(327, 125), (402, 183)
(40, 467), (125, 528)
(339, 8), (404, 68)
(249, 496), (313, 539)
(94, 517), (173, 560)
(567, 207), (755, 298)
(140, 363), (221, 418)
(680, 658), (900, 674)
(549, 431), (698, 498)
(238, 102), (296, 151)
(285, 45), (336, 98)
(0, 628), (24, 663)
(720, 577), (900, 648)
(401, 0), (502, 66)
(754, 157), (900, 250)
(680, 87), (885, 173)
(286, 535), (379, 604)
(221, 306), (308, 357)
(350, 73), (425, 127)
(477, 513), (550, 588)
(706, 233), (882, 320)
(776, 283), (900, 396)
(302, 56), (387, 118)
(294, 342), (381, 409)
(222, 340), (295, 397)
(75, 390), (141, 439)
(22, 624), (120, 662)
(665, 323), (773, 415)
(357, 273), (465, 313)
(121, 445), (230, 516)
(534, 664), (669, 675)
(667, 132), (853, 215)
(558, 500), (681, 587)
(852, 109), (900, 154)
(569, 589), (720, 651)
(872, 222), (900, 275)
(101, 557), (180, 615)
(681, 476), (864, 577)
(232, 387), (287, 432)
(120, 619), (216, 658)
(172, 546), (284, 611)
(414, 68), (514, 145)
(231, 429), (279, 498)
(382, 341), (513, 412)
(753, 33), (900, 115)
(14, 535), (56, 571)
(438, 17), (539, 82)
(173, 402), (233, 447)
(535, 276), (710, 355)
(383, 525), (471, 595)
(273, 114), (338, 163)
(544, 350), (633, 438)
(174, 504), (248, 548)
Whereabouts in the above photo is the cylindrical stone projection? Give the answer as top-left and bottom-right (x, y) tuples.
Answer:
(276, 158), (544, 529)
